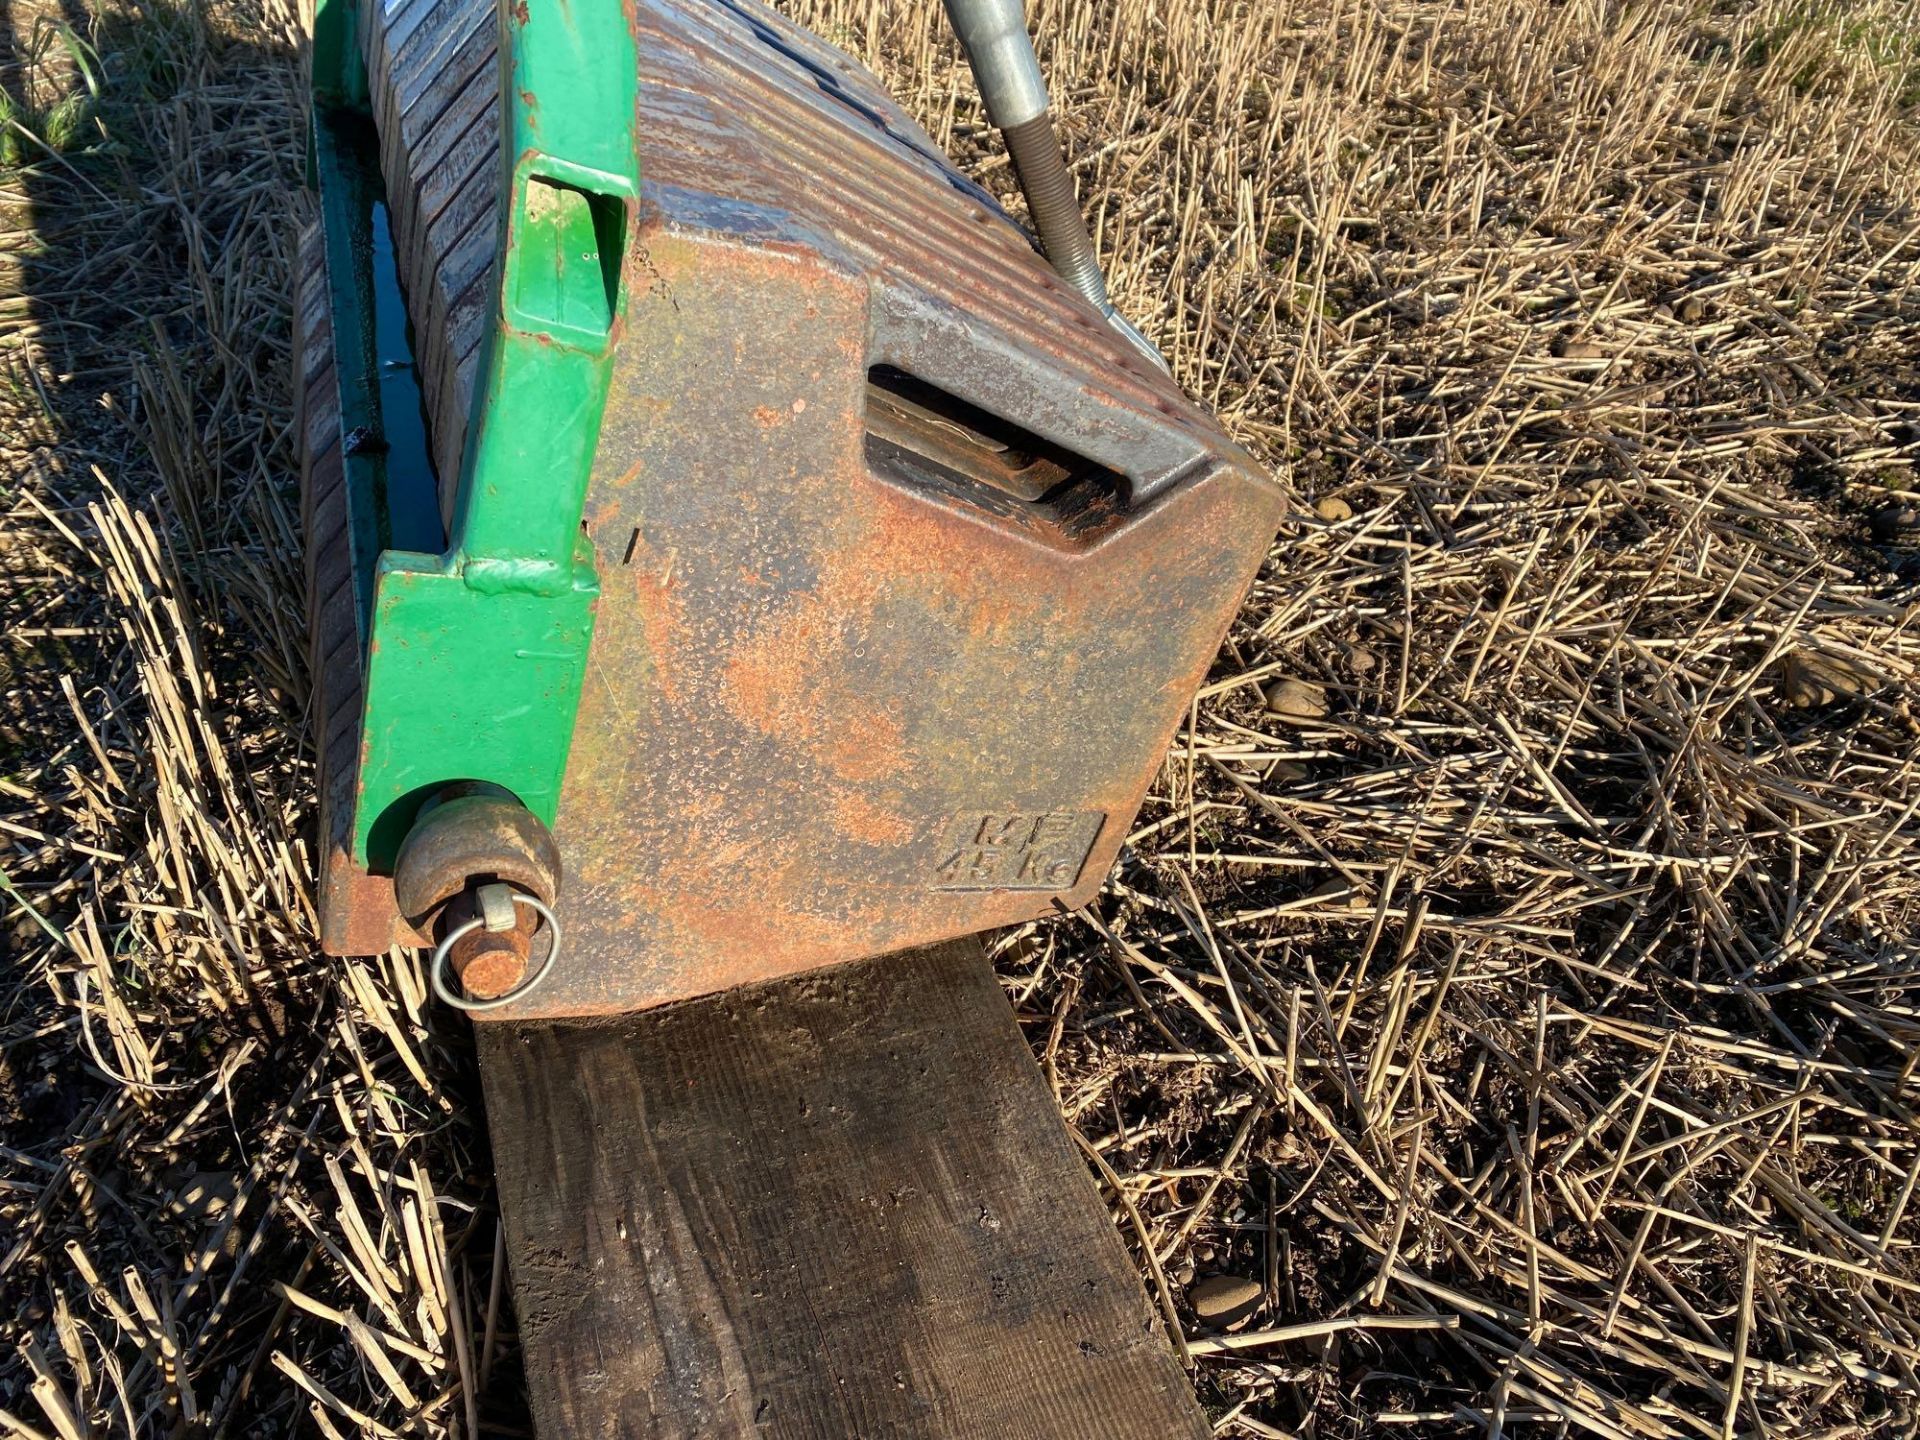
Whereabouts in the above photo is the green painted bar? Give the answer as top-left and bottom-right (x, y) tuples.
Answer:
(341, 0), (640, 868)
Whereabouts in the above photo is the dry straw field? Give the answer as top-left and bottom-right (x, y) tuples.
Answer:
(3, 0), (1919, 1434)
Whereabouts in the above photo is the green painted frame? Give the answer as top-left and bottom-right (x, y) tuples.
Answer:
(311, 0), (639, 871)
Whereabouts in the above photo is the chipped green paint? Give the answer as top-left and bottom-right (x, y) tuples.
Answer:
(319, 0), (639, 869)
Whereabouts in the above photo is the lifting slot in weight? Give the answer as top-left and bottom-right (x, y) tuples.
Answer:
(863, 364), (1126, 542)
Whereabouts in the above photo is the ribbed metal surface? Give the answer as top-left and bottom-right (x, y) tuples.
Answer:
(358, 0), (495, 500)
(357, 0), (1235, 509)
(295, 221), (416, 954)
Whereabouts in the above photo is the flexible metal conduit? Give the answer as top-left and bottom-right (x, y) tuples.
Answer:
(941, 0), (1165, 368)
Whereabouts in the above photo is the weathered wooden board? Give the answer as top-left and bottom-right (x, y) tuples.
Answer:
(477, 938), (1208, 1439)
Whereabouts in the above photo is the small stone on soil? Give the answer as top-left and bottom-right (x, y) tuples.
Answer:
(1314, 495), (1353, 522)
(1189, 1273), (1263, 1327)
(1264, 678), (1328, 719)
(1871, 503), (1920, 545)
(1552, 337), (1607, 361)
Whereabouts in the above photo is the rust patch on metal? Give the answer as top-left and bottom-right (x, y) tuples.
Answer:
(438, 888), (542, 998)
(392, 784), (563, 930)
(825, 784), (917, 850)
(532, 215), (1283, 1018)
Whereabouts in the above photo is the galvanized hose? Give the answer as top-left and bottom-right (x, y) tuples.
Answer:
(941, 0), (1165, 368)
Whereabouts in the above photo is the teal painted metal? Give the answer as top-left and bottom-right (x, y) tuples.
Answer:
(310, 0), (366, 111)
(309, 114), (384, 645)
(310, 111), (445, 645)
(347, 0), (639, 870)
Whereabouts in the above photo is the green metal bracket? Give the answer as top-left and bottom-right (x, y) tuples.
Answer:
(310, 0), (367, 112)
(347, 0), (640, 870)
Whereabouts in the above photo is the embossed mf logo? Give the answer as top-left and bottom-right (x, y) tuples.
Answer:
(930, 810), (1105, 891)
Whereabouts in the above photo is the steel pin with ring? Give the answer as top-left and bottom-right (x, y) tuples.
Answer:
(431, 887), (562, 1012)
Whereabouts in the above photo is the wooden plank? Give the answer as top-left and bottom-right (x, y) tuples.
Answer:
(477, 937), (1208, 1440)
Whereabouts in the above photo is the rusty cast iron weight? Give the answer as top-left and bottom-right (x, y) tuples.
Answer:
(305, 0), (1281, 1014)
(299, 0), (1287, 1428)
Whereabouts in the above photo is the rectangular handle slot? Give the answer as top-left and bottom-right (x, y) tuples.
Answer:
(510, 174), (626, 346)
(863, 365), (1124, 542)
